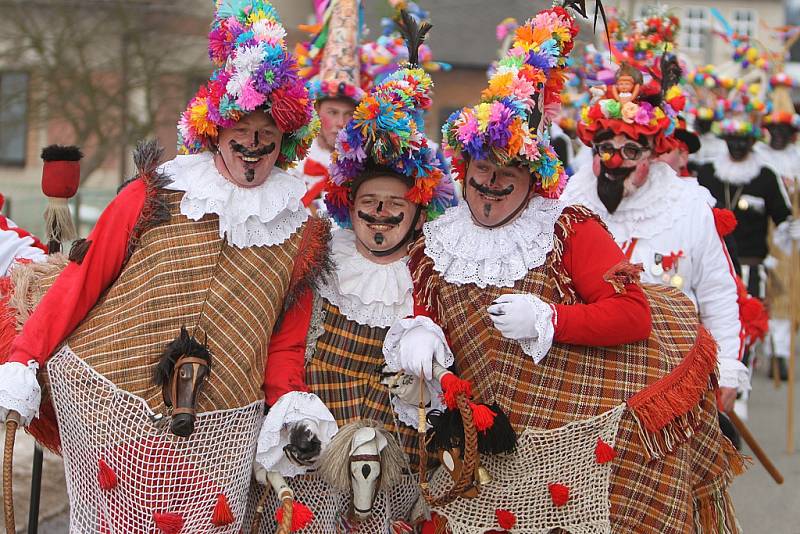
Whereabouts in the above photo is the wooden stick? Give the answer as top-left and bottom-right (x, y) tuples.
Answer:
(728, 411), (784, 484)
(789, 177), (798, 454)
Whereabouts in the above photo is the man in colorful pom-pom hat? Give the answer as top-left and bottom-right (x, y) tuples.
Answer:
(384, 2), (742, 531)
(291, 0), (366, 215)
(246, 14), (457, 529)
(696, 71), (800, 408)
(751, 71), (800, 381)
(566, 6), (750, 416)
(0, 1), (339, 531)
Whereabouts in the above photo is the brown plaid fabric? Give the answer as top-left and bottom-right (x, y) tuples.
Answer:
(306, 300), (420, 467)
(409, 207), (740, 532)
(66, 191), (311, 413)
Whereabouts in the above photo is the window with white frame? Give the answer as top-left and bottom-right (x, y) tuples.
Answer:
(732, 9), (757, 38)
(682, 7), (708, 52)
(0, 72), (29, 166)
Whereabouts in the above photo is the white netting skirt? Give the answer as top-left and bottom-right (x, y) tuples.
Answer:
(244, 472), (421, 533)
(48, 345), (264, 533)
(432, 404), (626, 534)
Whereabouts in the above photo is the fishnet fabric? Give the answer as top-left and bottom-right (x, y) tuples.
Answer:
(244, 473), (420, 533)
(432, 405), (625, 534)
(48, 346), (263, 533)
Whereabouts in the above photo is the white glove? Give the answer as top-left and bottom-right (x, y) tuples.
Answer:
(789, 219), (800, 241)
(487, 294), (541, 341)
(0, 361), (42, 426)
(398, 325), (448, 380)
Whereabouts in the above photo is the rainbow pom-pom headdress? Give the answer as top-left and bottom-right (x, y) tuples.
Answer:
(440, 4), (581, 199)
(177, 0), (318, 169)
(324, 12), (455, 228)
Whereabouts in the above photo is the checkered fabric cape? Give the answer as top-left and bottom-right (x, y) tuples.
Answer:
(410, 206), (743, 533)
(6, 184), (330, 453)
(305, 296), (421, 467)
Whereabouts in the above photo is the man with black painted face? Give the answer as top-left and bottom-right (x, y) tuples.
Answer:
(565, 60), (748, 415)
(698, 122), (799, 331)
(751, 108), (800, 380)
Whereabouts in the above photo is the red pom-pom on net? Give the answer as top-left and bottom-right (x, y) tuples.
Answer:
(275, 500), (314, 532)
(469, 402), (497, 432)
(211, 493), (234, 527)
(97, 459), (117, 491)
(594, 437), (616, 464)
(153, 512), (184, 534)
(440, 373), (472, 410)
(495, 509), (517, 529)
(548, 483), (570, 507)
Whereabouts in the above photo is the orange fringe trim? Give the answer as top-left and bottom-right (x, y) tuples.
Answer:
(602, 260), (644, 294)
(693, 491), (741, 534)
(627, 325), (718, 458)
(284, 217), (333, 313)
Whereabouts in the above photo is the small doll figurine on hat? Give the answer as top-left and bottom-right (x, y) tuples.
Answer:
(610, 63), (642, 105)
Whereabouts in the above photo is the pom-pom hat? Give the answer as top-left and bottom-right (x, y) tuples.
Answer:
(441, 3), (581, 199)
(324, 10), (456, 229)
(177, 0), (318, 169)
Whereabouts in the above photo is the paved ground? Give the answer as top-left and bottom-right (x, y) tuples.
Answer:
(3, 367), (799, 533)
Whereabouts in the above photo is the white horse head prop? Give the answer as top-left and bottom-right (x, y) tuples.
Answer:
(319, 420), (405, 521)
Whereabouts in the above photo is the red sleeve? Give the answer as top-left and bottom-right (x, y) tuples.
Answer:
(553, 218), (651, 346)
(263, 288), (312, 406)
(7, 180), (146, 366)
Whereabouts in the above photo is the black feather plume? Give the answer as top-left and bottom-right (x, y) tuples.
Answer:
(40, 145), (83, 162)
(659, 53), (683, 98)
(396, 9), (432, 67)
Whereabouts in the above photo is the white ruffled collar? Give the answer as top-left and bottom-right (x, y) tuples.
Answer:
(422, 198), (567, 289)
(709, 151), (763, 185)
(161, 153), (308, 248)
(319, 229), (413, 328)
(563, 161), (689, 240)
(755, 143), (800, 178)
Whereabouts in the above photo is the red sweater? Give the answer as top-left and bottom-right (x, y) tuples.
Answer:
(6, 180), (310, 406)
(412, 218), (651, 346)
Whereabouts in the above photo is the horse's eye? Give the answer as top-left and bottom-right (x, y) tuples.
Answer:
(442, 450), (455, 472)
(180, 366), (192, 379)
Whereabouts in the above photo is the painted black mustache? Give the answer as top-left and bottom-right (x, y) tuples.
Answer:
(596, 163), (633, 214)
(469, 176), (515, 198)
(357, 211), (405, 225)
(229, 140), (276, 158)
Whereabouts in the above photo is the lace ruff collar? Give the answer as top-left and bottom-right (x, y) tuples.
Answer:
(319, 230), (413, 328)
(162, 153), (308, 248)
(563, 161), (691, 241)
(755, 144), (800, 178)
(709, 152), (764, 185)
(422, 198), (567, 288)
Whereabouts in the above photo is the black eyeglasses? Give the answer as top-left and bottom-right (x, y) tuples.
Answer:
(592, 142), (651, 161)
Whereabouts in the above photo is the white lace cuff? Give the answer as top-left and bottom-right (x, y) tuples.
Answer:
(390, 378), (445, 429)
(0, 361), (41, 426)
(718, 358), (751, 391)
(517, 297), (556, 365)
(255, 391), (338, 477)
(383, 315), (454, 371)
(773, 219), (795, 256)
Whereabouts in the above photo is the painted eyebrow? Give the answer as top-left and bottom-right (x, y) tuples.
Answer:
(358, 194), (407, 200)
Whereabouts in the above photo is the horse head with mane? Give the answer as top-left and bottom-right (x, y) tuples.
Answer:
(153, 327), (212, 437)
(319, 420), (406, 521)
